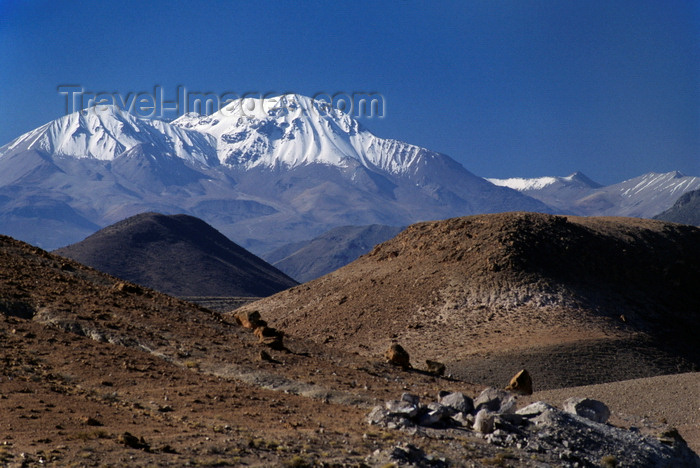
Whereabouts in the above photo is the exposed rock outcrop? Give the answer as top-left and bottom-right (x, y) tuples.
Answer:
(426, 359), (446, 376)
(505, 369), (533, 395)
(367, 390), (700, 467)
(385, 343), (411, 369)
(234, 310), (267, 329)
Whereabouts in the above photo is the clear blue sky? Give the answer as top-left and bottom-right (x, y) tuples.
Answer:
(0, 0), (697, 184)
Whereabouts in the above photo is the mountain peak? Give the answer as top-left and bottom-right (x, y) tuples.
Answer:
(172, 93), (426, 173)
(0, 105), (217, 166)
(564, 171), (602, 188)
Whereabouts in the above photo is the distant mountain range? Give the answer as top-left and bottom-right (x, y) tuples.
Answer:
(488, 171), (700, 218)
(0, 95), (550, 253)
(54, 212), (297, 297)
(0, 94), (697, 254)
(263, 224), (405, 282)
(654, 189), (700, 226)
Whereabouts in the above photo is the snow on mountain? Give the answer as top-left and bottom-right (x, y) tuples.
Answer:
(614, 171), (700, 199)
(583, 171), (700, 217)
(487, 176), (560, 191)
(172, 94), (428, 174)
(0, 105), (217, 166)
(487, 170), (700, 218)
(487, 172), (602, 192)
(3, 94), (693, 254)
(0, 95), (553, 251)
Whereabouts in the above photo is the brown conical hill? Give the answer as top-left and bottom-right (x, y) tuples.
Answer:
(238, 212), (700, 389)
(54, 212), (298, 297)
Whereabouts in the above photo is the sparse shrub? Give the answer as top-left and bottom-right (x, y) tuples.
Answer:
(600, 455), (618, 468)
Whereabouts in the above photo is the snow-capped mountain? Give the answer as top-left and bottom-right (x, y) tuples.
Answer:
(0, 94), (552, 252)
(173, 94), (441, 175)
(487, 170), (700, 217)
(1, 105), (217, 166)
(487, 171), (602, 192)
(578, 171), (700, 217)
(486, 172), (602, 214)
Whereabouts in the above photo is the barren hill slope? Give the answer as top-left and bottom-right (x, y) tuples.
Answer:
(2, 230), (698, 464)
(54, 212), (297, 297)
(0, 233), (484, 465)
(240, 212), (700, 389)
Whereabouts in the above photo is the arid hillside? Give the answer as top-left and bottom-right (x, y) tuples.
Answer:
(1, 230), (699, 464)
(54, 212), (298, 297)
(240, 212), (700, 389)
(0, 233), (485, 465)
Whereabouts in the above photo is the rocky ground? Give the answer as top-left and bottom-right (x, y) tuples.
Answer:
(2, 212), (700, 466)
(522, 372), (700, 455)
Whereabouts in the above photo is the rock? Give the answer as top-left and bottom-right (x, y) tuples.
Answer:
(112, 282), (142, 294)
(473, 409), (495, 434)
(366, 393), (700, 467)
(81, 416), (102, 426)
(563, 397), (610, 424)
(401, 393), (420, 406)
(367, 405), (415, 429)
(366, 405), (391, 425)
(426, 359), (446, 376)
(385, 343), (411, 369)
(438, 392), (474, 414)
(118, 432), (149, 450)
(234, 310), (267, 329)
(437, 390), (450, 399)
(418, 402), (450, 426)
(385, 399), (420, 418)
(365, 443), (447, 468)
(505, 369), (533, 395)
(529, 405), (699, 467)
(494, 413), (524, 432)
(474, 387), (516, 414)
(516, 401), (556, 418)
(253, 326), (284, 349)
(450, 411), (473, 427)
(258, 350), (273, 362)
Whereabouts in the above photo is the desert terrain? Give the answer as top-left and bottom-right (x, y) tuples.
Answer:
(2, 212), (699, 466)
